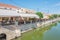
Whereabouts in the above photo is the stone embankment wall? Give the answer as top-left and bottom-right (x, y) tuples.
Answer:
(0, 26), (21, 40)
(37, 18), (60, 27)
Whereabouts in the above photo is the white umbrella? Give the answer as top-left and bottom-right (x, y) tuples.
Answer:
(0, 9), (20, 17)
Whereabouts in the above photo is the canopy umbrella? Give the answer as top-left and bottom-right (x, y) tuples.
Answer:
(0, 9), (20, 17)
(0, 9), (39, 18)
(19, 13), (39, 18)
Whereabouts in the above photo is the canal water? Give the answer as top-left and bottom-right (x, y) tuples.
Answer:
(15, 22), (60, 40)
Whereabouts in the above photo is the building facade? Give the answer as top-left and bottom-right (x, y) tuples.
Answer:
(0, 3), (39, 25)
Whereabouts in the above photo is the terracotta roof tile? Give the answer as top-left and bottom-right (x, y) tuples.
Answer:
(0, 3), (18, 9)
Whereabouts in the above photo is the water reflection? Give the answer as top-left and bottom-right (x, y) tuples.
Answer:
(43, 23), (60, 40)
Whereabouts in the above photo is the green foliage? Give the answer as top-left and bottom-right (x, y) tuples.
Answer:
(36, 12), (43, 19)
(58, 15), (60, 17)
(49, 14), (58, 19)
(49, 16), (54, 19)
(52, 14), (58, 18)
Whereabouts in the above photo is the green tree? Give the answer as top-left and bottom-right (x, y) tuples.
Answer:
(52, 14), (58, 18)
(36, 12), (43, 19)
(49, 15), (54, 19)
(49, 14), (58, 19)
(58, 15), (60, 17)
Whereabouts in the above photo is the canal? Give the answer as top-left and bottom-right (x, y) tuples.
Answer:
(14, 22), (60, 40)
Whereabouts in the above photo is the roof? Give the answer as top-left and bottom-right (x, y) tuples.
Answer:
(0, 9), (20, 17)
(0, 3), (39, 18)
(0, 9), (39, 18)
(0, 3), (18, 9)
(19, 13), (39, 18)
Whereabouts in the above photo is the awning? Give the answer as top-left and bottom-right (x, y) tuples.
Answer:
(0, 9), (20, 17)
(0, 9), (39, 18)
(19, 13), (39, 18)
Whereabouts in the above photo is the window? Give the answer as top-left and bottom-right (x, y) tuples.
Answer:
(4, 8), (7, 9)
(26, 11), (28, 13)
(10, 8), (12, 10)
(21, 9), (23, 11)
(17, 11), (19, 13)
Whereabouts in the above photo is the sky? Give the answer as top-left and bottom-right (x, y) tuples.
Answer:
(0, 0), (60, 14)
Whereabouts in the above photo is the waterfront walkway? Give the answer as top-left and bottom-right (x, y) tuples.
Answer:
(19, 18), (60, 33)
(18, 22), (37, 32)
